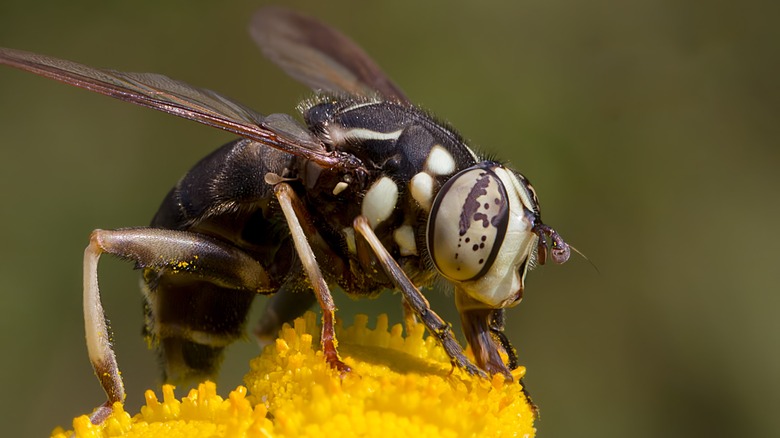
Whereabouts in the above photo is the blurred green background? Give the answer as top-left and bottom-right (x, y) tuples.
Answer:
(0, 0), (777, 436)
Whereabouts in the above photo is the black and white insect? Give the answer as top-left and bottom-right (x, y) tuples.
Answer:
(0, 7), (569, 422)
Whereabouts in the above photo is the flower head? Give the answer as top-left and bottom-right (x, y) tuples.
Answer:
(52, 313), (535, 437)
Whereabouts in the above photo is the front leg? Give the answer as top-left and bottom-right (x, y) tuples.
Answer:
(488, 308), (539, 416)
(488, 309), (519, 371)
(274, 183), (350, 373)
(83, 227), (271, 423)
(352, 216), (487, 378)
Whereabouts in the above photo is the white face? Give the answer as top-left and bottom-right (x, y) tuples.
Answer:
(427, 163), (541, 308)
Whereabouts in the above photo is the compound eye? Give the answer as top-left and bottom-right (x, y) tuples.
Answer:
(427, 165), (509, 281)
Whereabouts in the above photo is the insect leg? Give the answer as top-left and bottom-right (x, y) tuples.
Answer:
(84, 227), (272, 423)
(456, 303), (513, 379)
(352, 216), (487, 378)
(274, 183), (350, 373)
(488, 309), (539, 416)
(488, 309), (519, 370)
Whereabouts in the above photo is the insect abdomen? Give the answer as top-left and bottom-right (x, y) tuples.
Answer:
(142, 276), (256, 382)
(143, 138), (296, 383)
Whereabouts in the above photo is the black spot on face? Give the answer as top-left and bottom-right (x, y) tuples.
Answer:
(472, 244), (479, 251)
(473, 212), (490, 228)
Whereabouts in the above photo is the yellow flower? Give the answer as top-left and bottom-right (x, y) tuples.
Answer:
(52, 313), (536, 437)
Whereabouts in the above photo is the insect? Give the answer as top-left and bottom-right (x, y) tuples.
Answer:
(0, 7), (569, 423)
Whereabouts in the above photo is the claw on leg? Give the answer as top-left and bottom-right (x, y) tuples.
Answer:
(321, 309), (351, 375)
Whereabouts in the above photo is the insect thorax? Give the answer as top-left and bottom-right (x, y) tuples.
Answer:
(297, 97), (483, 290)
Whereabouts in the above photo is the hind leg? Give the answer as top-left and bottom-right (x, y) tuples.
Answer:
(83, 227), (271, 423)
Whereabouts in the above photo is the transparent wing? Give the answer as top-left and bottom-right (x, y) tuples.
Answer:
(0, 47), (347, 167)
(250, 6), (409, 104)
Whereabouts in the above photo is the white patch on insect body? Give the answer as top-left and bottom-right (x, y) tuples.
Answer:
(462, 144), (479, 162)
(342, 227), (357, 254)
(362, 176), (399, 228)
(332, 181), (349, 195)
(340, 99), (383, 113)
(410, 172), (434, 211)
(327, 124), (403, 146)
(344, 128), (403, 141)
(424, 144), (457, 176)
(393, 225), (418, 256)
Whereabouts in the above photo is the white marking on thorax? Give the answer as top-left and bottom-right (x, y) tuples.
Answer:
(342, 227), (357, 254)
(424, 144), (457, 175)
(341, 100), (382, 112)
(328, 124), (403, 146)
(393, 225), (418, 256)
(410, 172), (434, 211)
(332, 181), (349, 195)
(463, 144), (479, 161)
(362, 176), (399, 228)
(347, 128), (403, 141)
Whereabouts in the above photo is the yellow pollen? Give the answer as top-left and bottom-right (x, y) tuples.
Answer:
(51, 312), (535, 437)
